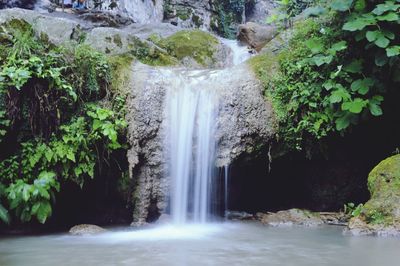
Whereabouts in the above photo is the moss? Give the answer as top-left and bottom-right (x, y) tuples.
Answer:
(107, 53), (134, 95)
(192, 14), (203, 27)
(113, 34), (123, 48)
(117, 171), (131, 202)
(176, 8), (192, 21)
(3, 18), (32, 33)
(360, 155), (400, 225)
(156, 30), (219, 66)
(248, 52), (280, 88)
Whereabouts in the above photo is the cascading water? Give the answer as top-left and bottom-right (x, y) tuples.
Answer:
(165, 40), (252, 224)
(166, 71), (218, 224)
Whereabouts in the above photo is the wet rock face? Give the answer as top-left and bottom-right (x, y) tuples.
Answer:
(126, 63), (276, 225)
(0, 0), (36, 9)
(347, 155), (400, 236)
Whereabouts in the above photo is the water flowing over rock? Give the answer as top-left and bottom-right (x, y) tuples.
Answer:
(126, 60), (275, 225)
(0, 7), (276, 225)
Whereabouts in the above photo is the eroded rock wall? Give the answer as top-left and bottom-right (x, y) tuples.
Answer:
(126, 63), (275, 225)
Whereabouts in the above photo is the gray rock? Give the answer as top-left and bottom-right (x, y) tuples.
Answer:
(257, 209), (324, 227)
(126, 62), (276, 224)
(69, 224), (107, 235)
(0, 8), (80, 45)
(237, 22), (277, 52)
(226, 211), (254, 220)
(346, 155), (400, 237)
(246, 0), (278, 25)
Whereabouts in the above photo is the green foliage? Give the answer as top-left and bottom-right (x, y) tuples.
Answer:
(69, 45), (111, 100)
(267, 0), (315, 25)
(0, 20), (128, 224)
(155, 30), (219, 66)
(212, 0), (249, 38)
(255, 0), (400, 151)
(344, 202), (363, 217)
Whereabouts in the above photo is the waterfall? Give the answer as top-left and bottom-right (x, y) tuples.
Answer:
(224, 165), (229, 218)
(166, 70), (218, 224)
(163, 40), (252, 225)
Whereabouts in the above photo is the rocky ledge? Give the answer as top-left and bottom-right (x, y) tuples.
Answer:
(256, 209), (348, 227)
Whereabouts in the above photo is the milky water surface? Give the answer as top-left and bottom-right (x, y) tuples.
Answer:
(0, 222), (399, 266)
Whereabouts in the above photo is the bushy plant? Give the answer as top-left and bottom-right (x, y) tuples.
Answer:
(260, 0), (400, 151)
(0, 20), (127, 224)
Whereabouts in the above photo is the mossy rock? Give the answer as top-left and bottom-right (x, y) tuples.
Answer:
(156, 30), (219, 66)
(348, 155), (400, 236)
(248, 52), (280, 88)
(364, 154), (400, 223)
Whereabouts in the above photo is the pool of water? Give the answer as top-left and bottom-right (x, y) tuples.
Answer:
(0, 221), (399, 266)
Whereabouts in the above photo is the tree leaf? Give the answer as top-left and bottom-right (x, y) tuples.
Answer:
(344, 60), (363, 73)
(336, 115), (351, 130)
(377, 12), (399, 21)
(375, 35), (390, 48)
(372, 1), (400, 15)
(343, 14), (376, 31)
(36, 201), (52, 224)
(342, 99), (368, 113)
(305, 39), (324, 54)
(386, 46), (400, 57)
(369, 103), (383, 116)
(0, 204), (10, 224)
(350, 78), (374, 95)
(331, 0), (354, 11)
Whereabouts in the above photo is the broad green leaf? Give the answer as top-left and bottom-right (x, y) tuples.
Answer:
(366, 31), (379, 42)
(377, 12), (399, 21)
(93, 119), (102, 130)
(0, 204), (10, 224)
(331, 0), (353, 11)
(311, 55), (333, 66)
(304, 6), (327, 17)
(342, 98), (367, 113)
(66, 151), (76, 162)
(330, 41), (347, 52)
(372, 1), (400, 15)
(336, 115), (351, 130)
(344, 60), (363, 73)
(386, 46), (400, 57)
(375, 52), (388, 66)
(343, 14), (376, 31)
(36, 201), (52, 224)
(22, 185), (30, 202)
(350, 78), (374, 95)
(375, 35), (390, 48)
(305, 39), (324, 54)
(354, 0), (366, 11)
(369, 103), (383, 116)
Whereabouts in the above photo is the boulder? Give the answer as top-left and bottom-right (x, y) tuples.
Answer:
(237, 22), (277, 52)
(69, 224), (107, 235)
(347, 155), (400, 236)
(257, 209), (324, 227)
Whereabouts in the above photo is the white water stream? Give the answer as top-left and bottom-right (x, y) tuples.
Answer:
(165, 40), (251, 224)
